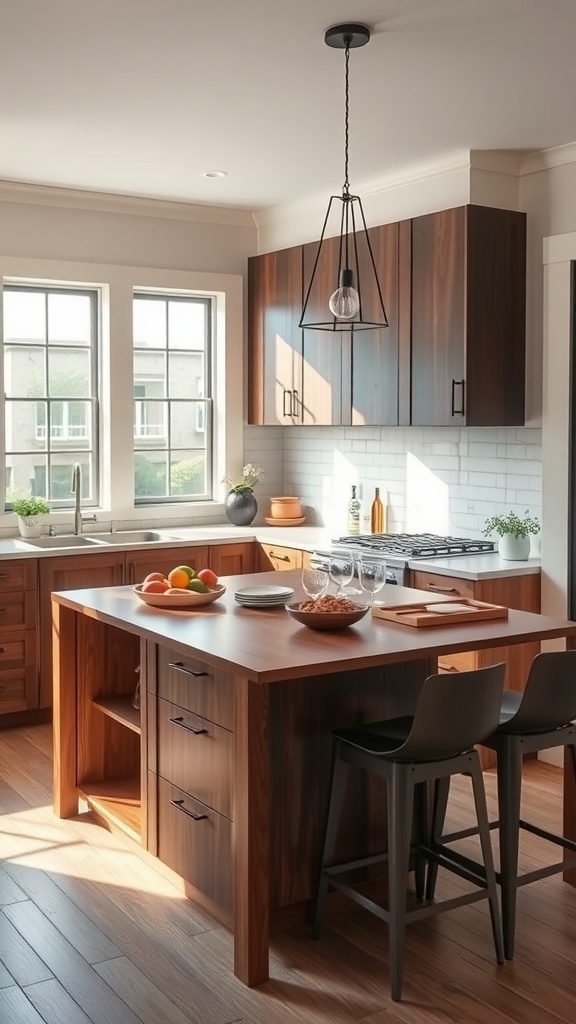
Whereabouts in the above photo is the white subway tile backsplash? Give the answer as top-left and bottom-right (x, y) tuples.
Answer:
(248, 425), (541, 534)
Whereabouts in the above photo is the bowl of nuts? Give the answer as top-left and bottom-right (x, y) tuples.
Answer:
(285, 595), (369, 631)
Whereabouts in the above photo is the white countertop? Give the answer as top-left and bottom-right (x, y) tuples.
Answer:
(0, 523), (541, 581)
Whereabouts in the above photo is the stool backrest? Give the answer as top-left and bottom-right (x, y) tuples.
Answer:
(394, 663), (506, 761)
(503, 650), (576, 732)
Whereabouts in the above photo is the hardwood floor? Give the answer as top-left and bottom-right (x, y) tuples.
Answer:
(1, 725), (576, 1023)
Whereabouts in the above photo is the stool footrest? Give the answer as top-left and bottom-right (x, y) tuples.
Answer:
(427, 844), (488, 888)
(519, 818), (576, 853)
(321, 871), (495, 925)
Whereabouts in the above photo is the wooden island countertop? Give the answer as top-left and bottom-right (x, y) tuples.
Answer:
(51, 570), (576, 988)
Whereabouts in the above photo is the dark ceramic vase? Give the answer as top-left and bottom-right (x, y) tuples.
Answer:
(224, 489), (258, 526)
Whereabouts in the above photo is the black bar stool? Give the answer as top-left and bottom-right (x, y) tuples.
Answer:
(313, 663), (506, 1001)
(427, 650), (576, 960)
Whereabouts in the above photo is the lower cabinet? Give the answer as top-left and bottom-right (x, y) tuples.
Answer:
(209, 542), (254, 577)
(0, 559), (39, 715)
(125, 546), (210, 584)
(410, 568), (541, 769)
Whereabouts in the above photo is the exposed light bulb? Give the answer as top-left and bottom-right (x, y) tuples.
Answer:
(329, 268), (359, 320)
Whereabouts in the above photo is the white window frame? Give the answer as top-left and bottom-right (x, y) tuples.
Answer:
(0, 257), (243, 530)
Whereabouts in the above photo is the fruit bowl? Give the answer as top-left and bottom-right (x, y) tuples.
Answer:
(285, 600), (369, 631)
(133, 584), (226, 609)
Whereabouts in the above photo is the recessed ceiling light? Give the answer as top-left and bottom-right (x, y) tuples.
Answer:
(202, 170), (228, 179)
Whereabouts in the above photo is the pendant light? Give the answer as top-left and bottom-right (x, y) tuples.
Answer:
(299, 23), (388, 333)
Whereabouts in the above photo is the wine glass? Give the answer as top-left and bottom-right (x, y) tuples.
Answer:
(301, 565), (329, 603)
(359, 557), (387, 606)
(329, 554), (354, 597)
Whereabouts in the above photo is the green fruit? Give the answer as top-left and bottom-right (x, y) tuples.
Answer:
(187, 578), (209, 593)
(175, 565), (195, 580)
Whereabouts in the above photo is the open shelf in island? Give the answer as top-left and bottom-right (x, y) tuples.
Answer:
(92, 695), (141, 734)
(79, 775), (141, 843)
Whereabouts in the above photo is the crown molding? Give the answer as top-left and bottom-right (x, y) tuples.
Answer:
(519, 142), (576, 176)
(0, 179), (256, 227)
(359, 150), (471, 197)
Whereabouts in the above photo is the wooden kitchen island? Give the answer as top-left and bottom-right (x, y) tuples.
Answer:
(52, 570), (576, 988)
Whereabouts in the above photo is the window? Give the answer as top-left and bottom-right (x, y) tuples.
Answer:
(133, 293), (212, 502)
(3, 285), (99, 508)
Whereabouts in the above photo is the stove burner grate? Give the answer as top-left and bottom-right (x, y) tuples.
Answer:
(333, 533), (496, 558)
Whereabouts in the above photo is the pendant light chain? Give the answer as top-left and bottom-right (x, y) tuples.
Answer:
(342, 40), (350, 197)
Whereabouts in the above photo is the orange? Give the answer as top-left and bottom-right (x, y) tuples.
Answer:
(167, 567), (191, 589)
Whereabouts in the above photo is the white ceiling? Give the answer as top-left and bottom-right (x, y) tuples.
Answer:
(2, 0), (576, 212)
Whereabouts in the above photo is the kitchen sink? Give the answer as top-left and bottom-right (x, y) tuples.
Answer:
(26, 536), (105, 548)
(85, 530), (164, 545)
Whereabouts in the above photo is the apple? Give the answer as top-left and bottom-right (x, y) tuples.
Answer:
(197, 568), (218, 589)
(141, 579), (170, 594)
(143, 572), (167, 584)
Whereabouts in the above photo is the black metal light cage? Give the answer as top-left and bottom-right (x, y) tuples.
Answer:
(299, 22), (389, 333)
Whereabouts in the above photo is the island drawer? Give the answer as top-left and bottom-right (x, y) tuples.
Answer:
(157, 777), (232, 913)
(410, 570), (476, 601)
(157, 697), (232, 820)
(156, 646), (235, 731)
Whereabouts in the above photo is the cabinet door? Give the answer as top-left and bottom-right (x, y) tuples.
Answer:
(39, 552), (125, 708)
(410, 207), (466, 426)
(301, 237), (343, 425)
(248, 246), (303, 425)
(125, 546), (210, 584)
(351, 222), (400, 426)
(209, 542), (254, 577)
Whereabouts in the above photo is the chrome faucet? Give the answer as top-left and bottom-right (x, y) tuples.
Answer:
(72, 463), (97, 535)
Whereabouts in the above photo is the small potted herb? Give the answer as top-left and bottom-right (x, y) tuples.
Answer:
(483, 510), (540, 561)
(11, 495), (51, 538)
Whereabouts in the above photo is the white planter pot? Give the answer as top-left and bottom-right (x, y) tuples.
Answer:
(498, 534), (530, 561)
(18, 516), (43, 538)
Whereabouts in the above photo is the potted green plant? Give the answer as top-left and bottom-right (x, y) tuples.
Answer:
(12, 495), (51, 538)
(483, 509), (540, 561)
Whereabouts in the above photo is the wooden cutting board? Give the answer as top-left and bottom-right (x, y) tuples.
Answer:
(372, 598), (509, 628)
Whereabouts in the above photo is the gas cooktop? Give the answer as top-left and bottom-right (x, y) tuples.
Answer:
(332, 533), (496, 559)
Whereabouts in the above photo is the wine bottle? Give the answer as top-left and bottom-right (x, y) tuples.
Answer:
(347, 485), (361, 536)
(370, 487), (384, 534)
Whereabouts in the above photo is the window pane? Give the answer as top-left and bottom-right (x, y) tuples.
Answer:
(168, 300), (206, 351)
(50, 456), (92, 500)
(4, 291), (46, 344)
(6, 453), (48, 500)
(134, 298), (166, 348)
(134, 350), (167, 396)
(6, 400), (47, 451)
(48, 293), (91, 345)
(135, 452), (167, 498)
(171, 450), (206, 496)
(4, 346), (46, 398)
(134, 400), (167, 443)
(48, 349), (91, 397)
(168, 352), (204, 398)
(47, 401), (91, 449)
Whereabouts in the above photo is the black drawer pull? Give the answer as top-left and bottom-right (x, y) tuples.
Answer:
(0, 574), (9, 580)
(169, 716), (207, 735)
(270, 552), (290, 563)
(282, 389), (292, 417)
(426, 583), (459, 593)
(170, 798), (207, 821)
(0, 608), (8, 614)
(451, 378), (465, 416)
(168, 662), (209, 678)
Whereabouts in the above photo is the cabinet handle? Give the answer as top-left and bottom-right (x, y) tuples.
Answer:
(282, 389), (293, 417)
(170, 798), (207, 821)
(292, 390), (299, 417)
(270, 551), (290, 563)
(426, 583), (459, 593)
(169, 715), (207, 736)
(0, 574), (9, 580)
(168, 661), (209, 678)
(451, 379), (465, 416)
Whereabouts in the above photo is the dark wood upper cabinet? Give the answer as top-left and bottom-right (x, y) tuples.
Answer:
(247, 245), (303, 425)
(410, 205), (526, 426)
(351, 222), (400, 426)
(247, 204), (526, 429)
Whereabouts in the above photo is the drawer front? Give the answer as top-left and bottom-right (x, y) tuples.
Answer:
(157, 777), (232, 912)
(258, 544), (302, 572)
(156, 647), (234, 731)
(157, 697), (232, 819)
(438, 651), (476, 674)
(411, 570), (476, 601)
(0, 632), (35, 671)
(0, 559), (37, 593)
(0, 592), (36, 633)
(0, 666), (38, 714)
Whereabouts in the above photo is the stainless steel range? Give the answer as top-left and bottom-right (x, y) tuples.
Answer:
(315, 533), (496, 586)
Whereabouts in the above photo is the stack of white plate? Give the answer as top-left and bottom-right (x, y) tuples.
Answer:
(234, 584), (294, 608)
